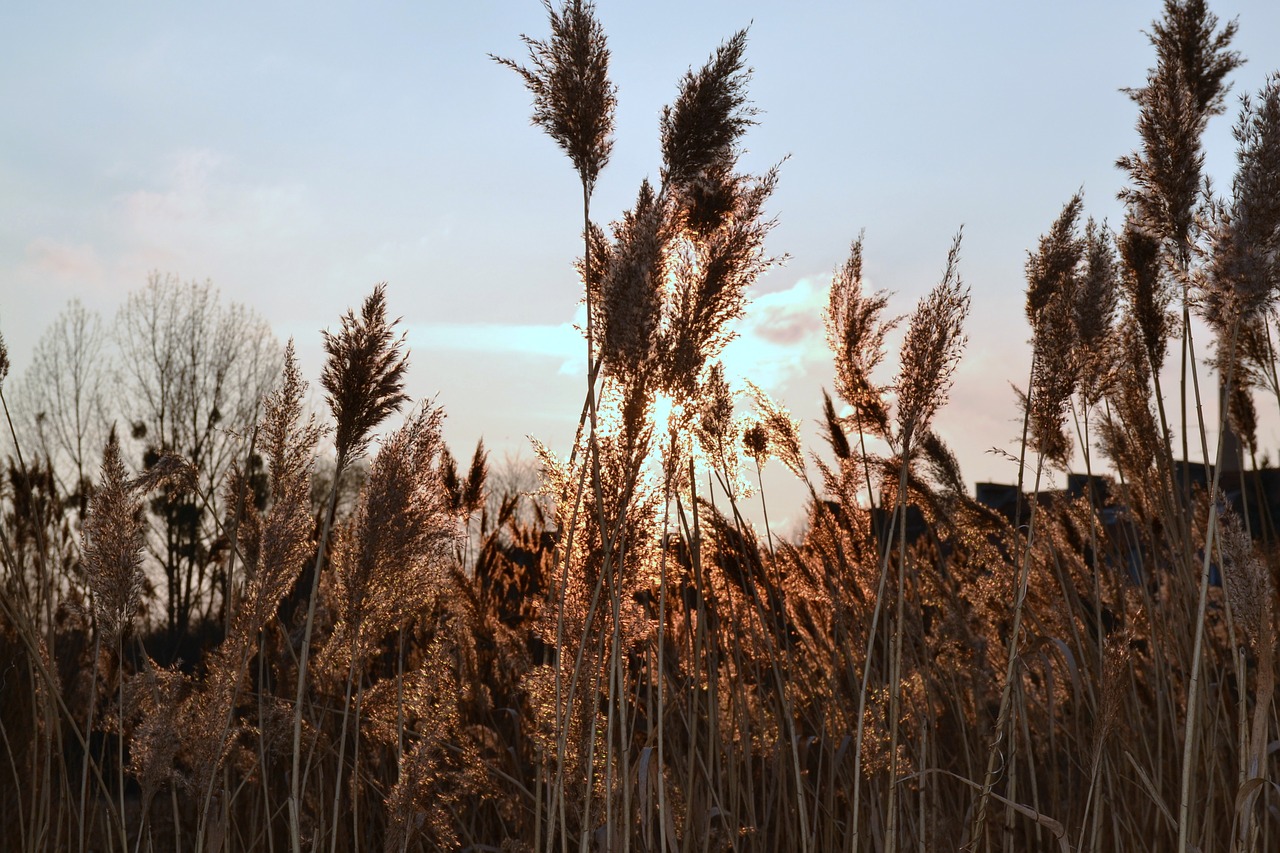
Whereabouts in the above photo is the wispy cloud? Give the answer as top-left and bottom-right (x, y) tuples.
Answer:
(721, 275), (832, 393)
(24, 238), (105, 284)
(406, 276), (837, 391)
(408, 318), (587, 376)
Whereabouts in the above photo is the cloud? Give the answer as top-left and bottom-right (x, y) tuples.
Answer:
(404, 276), (838, 393)
(119, 149), (311, 252)
(408, 320), (587, 376)
(749, 278), (827, 345)
(25, 238), (105, 283)
(721, 275), (832, 392)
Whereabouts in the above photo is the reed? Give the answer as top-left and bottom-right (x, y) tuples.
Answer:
(1, 2), (1279, 851)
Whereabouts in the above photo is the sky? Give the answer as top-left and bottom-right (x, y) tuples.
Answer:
(4, 0), (1280, 525)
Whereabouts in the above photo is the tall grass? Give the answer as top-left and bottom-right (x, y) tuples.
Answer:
(1, 1), (1279, 851)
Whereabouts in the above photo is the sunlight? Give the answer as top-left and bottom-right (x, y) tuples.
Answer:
(650, 389), (677, 438)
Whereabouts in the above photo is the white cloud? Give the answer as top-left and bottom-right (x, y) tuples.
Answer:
(119, 148), (311, 253)
(24, 238), (105, 284)
(721, 274), (833, 392)
(405, 276), (838, 392)
(408, 320), (587, 376)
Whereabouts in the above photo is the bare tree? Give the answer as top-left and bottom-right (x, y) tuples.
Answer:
(114, 273), (280, 645)
(12, 299), (111, 513)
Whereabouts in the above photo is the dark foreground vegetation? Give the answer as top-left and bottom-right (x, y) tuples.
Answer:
(2, 1), (1280, 850)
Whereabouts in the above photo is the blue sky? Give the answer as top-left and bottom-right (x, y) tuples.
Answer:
(4, 0), (1280, 514)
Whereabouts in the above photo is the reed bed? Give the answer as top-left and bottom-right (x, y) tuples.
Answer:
(2, 1), (1279, 850)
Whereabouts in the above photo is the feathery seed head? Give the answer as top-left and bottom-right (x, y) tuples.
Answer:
(1119, 0), (1240, 257)
(1076, 219), (1120, 347)
(1143, 0), (1242, 120)
(462, 439), (489, 517)
(919, 429), (965, 497)
(231, 340), (323, 639)
(825, 234), (898, 436)
(1025, 193), (1085, 327)
(1101, 316), (1163, 478)
(746, 381), (805, 479)
(895, 232), (970, 449)
(1119, 217), (1174, 372)
(821, 390), (851, 462)
(1075, 219), (1121, 407)
(82, 429), (148, 645)
(494, 0), (616, 194)
(599, 180), (668, 380)
(0, 330), (8, 386)
(660, 165), (780, 400)
(320, 283), (410, 466)
(661, 29), (756, 190)
(261, 340), (323, 503)
(697, 362), (735, 448)
(1217, 504), (1272, 646)
(1027, 197), (1085, 463)
(132, 452), (198, 496)
(742, 419), (769, 467)
(578, 221), (613, 331)
(330, 404), (457, 662)
(1204, 75), (1280, 324)
(1227, 378), (1258, 456)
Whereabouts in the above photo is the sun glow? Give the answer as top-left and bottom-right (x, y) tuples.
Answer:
(650, 389), (679, 439)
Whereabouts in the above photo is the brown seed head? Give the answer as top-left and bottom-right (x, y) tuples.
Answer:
(746, 381), (805, 479)
(232, 340), (322, 641)
(825, 234), (898, 436)
(742, 420), (769, 468)
(661, 29), (756, 190)
(1216, 504), (1272, 647)
(896, 232), (969, 449)
(1025, 193), (1084, 327)
(1027, 197), (1085, 464)
(599, 181), (667, 379)
(320, 283), (410, 465)
(1119, 0), (1240, 258)
(1143, 0), (1242, 120)
(1119, 217), (1175, 372)
(82, 430), (147, 646)
(494, 0), (616, 194)
(661, 166), (779, 400)
(1204, 75), (1280, 325)
(330, 405), (458, 664)
(1074, 219), (1121, 408)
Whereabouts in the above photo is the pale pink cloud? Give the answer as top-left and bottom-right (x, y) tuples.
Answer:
(24, 238), (105, 283)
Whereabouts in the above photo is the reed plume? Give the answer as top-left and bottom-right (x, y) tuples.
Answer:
(746, 381), (805, 480)
(492, 0), (615, 194)
(81, 430), (147, 647)
(1201, 74), (1280, 325)
(661, 29), (755, 189)
(293, 283), (410, 853)
(825, 234), (898, 436)
(598, 180), (667, 380)
(232, 340), (322, 644)
(329, 404), (456, 666)
(1118, 0), (1241, 260)
(1074, 218), (1121, 409)
(321, 283), (410, 467)
(1025, 193), (1084, 327)
(1026, 195), (1085, 465)
(1119, 217), (1174, 373)
(1216, 504), (1271, 645)
(663, 169), (779, 397)
(895, 231), (969, 449)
